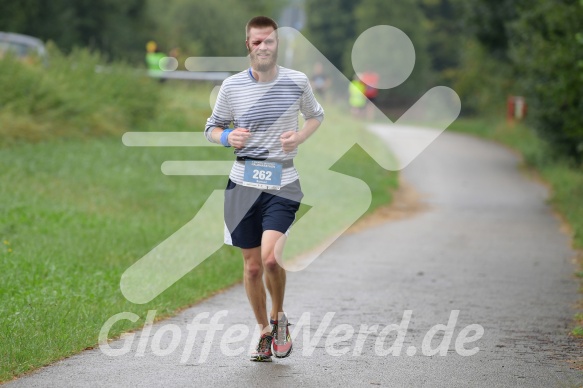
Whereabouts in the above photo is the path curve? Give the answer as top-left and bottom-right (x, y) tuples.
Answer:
(7, 127), (583, 387)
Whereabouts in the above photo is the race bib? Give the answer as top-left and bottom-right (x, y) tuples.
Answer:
(242, 160), (283, 190)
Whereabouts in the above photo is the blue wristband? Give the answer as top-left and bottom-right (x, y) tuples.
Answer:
(220, 129), (233, 147)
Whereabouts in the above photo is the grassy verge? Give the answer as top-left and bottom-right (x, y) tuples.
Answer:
(448, 117), (583, 337)
(0, 79), (397, 381)
(0, 45), (161, 146)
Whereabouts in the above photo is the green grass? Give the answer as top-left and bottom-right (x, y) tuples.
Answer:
(0, 80), (397, 381)
(0, 138), (243, 379)
(0, 45), (164, 146)
(574, 312), (583, 337)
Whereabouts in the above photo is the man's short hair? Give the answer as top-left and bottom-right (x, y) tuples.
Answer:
(246, 16), (278, 39)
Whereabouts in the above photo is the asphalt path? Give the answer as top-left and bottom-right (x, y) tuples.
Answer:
(7, 127), (583, 387)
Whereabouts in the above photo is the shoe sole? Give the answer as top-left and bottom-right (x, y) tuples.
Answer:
(273, 344), (292, 358)
(250, 355), (272, 362)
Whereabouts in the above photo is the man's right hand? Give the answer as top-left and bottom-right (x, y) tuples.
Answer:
(228, 128), (251, 149)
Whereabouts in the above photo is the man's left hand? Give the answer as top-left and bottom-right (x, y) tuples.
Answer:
(280, 131), (303, 153)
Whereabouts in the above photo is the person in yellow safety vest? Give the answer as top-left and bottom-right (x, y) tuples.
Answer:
(145, 41), (167, 80)
(348, 74), (367, 117)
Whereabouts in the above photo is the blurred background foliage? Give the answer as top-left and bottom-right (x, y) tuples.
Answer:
(0, 45), (162, 146)
(0, 0), (581, 161)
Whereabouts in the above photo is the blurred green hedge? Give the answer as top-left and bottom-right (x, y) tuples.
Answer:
(0, 43), (161, 146)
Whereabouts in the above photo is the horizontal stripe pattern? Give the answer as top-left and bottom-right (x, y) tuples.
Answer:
(205, 66), (324, 186)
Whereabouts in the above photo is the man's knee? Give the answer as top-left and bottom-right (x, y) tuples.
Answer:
(262, 252), (280, 272)
(244, 260), (263, 279)
(242, 250), (263, 279)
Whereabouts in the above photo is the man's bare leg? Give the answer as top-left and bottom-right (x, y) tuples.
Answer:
(241, 247), (270, 334)
(262, 230), (287, 321)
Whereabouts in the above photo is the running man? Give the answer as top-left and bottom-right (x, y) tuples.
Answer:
(204, 16), (324, 362)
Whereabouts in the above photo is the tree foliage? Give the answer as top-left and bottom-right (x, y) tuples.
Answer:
(0, 0), (152, 63)
(0, 0), (287, 62)
(1, 0), (581, 160)
(145, 0), (288, 62)
(147, 0), (250, 58)
(305, 0), (437, 107)
(353, 0), (432, 101)
(304, 0), (358, 74)
(460, 0), (583, 161)
(418, 0), (464, 84)
(461, 0), (519, 61)
(509, 0), (583, 160)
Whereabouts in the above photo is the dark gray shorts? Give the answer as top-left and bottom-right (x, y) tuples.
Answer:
(224, 179), (303, 249)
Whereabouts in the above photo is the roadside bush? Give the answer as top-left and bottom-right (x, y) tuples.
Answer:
(452, 39), (515, 116)
(0, 43), (161, 145)
(509, 0), (583, 163)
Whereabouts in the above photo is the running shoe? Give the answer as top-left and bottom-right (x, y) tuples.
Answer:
(250, 333), (273, 362)
(271, 313), (292, 358)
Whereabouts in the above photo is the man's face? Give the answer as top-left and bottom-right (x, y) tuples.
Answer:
(246, 27), (278, 72)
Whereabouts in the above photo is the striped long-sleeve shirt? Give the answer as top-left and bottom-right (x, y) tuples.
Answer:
(204, 66), (324, 186)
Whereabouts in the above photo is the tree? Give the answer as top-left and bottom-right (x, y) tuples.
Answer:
(461, 0), (520, 61)
(147, 0), (290, 59)
(509, 0), (583, 160)
(455, 0), (583, 161)
(0, 0), (152, 63)
(418, 0), (465, 85)
(304, 0), (358, 74)
(350, 0), (433, 103)
(450, 0), (521, 114)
